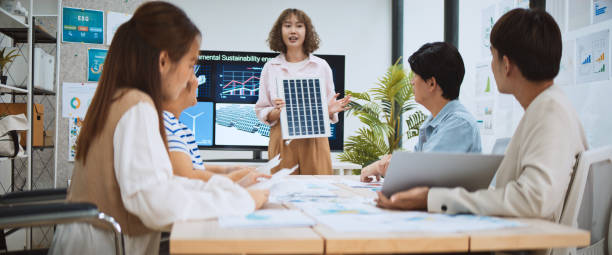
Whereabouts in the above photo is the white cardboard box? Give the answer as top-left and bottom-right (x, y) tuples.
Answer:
(5, 47), (55, 91)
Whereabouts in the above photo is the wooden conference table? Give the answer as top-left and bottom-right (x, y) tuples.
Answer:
(170, 175), (590, 254)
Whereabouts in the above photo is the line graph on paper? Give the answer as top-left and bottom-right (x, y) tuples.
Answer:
(217, 64), (262, 103)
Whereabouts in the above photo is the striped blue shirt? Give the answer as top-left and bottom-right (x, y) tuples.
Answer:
(415, 100), (482, 153)
(163, 111), (205, 170)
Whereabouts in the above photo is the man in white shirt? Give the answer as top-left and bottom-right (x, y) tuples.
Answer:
(376, 8), (588, 226)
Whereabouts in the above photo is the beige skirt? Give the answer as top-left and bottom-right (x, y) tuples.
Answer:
(268, 123), (332, 175)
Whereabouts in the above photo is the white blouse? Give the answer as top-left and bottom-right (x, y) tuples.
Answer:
(49, 102), (255, 255)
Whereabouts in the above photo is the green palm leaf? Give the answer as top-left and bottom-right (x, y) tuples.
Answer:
(339, 59), (425, 173)
(346, 90), (371, 101)
(405, 110), (426, 139)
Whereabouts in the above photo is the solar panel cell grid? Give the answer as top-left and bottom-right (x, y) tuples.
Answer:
(279, 77), (330, 139)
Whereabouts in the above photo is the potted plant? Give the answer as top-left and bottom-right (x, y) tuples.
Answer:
(339, 59), (426, 173)
(0, 48), (19, 85)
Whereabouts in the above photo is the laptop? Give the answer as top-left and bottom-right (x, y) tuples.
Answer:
(381, 152), (504, 197)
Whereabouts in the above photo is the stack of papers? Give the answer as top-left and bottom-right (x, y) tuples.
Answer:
(315, 211), (524, 233)
(336, 179), (384, 191)
(255, 155), (282, 175)
(268, 179), (339, 203)
(250, 171), (341, 203)
(249, 165), (298, 190)
(218, 209), (315, 228)
(293, 199), (383, 216)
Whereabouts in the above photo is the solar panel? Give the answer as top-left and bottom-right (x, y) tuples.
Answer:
(278, 78), (331, 140)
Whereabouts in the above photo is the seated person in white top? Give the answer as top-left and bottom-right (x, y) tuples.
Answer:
(48, 3), (269, 254)
(361, 42), (482, 182)
(163, 76), (270, 186)
(376, 9), (588, 224)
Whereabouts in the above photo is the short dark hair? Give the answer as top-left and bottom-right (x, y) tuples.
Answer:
(267, 8), (320, 55)
(408, 42), (465, 100)
(490, 8), (562, 81)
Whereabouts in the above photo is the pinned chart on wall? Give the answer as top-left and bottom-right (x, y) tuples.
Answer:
(62, 7), (104, 44)
(68, 117), (85, 161)
(557, 40), (576, 86)
(594, 0), (611, 24)
(106, 11), (132, 45)
(87, 48), (108, 82)
(62, 82), (98, 118)
(576, 29), (610, 83)
(475, 99), (495, 135)
(480, 4), (496, 58)
(475, 63), (495, 97)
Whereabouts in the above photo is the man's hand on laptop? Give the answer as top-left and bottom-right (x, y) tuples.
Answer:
(360, 154), (392, 182)
(375, 187), (429, 210)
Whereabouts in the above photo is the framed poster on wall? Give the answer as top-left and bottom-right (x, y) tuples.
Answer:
(62, 7), (104, 44)
(87, 48), (107, 82)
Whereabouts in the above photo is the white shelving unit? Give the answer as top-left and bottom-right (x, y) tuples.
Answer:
(0, 6), (28, 29)
(0, 0), (61, 250)
(0, 0), (33, 251)
(0, 1), (33, 192)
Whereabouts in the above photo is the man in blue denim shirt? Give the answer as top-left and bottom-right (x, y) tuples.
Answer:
(361, 42), (481, 182)
(415, 100), (481, 153)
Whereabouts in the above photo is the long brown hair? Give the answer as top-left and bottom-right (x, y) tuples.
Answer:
(267, 8), (320, 55)
(75, 1), (201, 163)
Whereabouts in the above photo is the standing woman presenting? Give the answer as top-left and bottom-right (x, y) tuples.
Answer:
(255, 8), (350, 175)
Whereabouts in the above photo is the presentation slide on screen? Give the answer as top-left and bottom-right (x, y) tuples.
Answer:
(215, 103), (271, 146)
(179, 102), (214, 146)
(195, 50), (344, 150)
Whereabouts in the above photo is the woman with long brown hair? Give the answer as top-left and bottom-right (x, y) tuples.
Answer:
(255, 8), (350, 175)
(49, 2), (268, 254)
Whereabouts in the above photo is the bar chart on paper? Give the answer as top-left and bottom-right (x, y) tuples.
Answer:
(576, 29), (609, 83)
(218, 64), (262, 102)
(594, 0), (611, 23)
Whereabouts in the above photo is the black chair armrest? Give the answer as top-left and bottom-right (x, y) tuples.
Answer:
(0, 202), (125, 255)
(0, 202), (98, 229)
(0, 188), (68, 205)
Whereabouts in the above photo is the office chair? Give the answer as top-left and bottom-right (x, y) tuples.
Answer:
(556, 146), (612, 255)
(491, 137), (511, 155)
(0, 189), (125, 255)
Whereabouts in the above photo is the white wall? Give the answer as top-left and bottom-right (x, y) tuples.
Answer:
(548, 0), (612, 149)
(403, 0), (444, 61)
(459, 0), (612, 152)
(402, 0), (444, 149)
(172, 0), (392, 160)
(458, 0), (527, 153)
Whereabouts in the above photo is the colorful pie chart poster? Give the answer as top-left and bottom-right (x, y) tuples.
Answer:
(87, 48), (108, 82)
(62, 82), (98, 118)
(62, 7), (104, 44)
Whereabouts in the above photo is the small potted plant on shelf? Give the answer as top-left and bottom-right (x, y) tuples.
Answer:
(0, 48), (20, 85)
